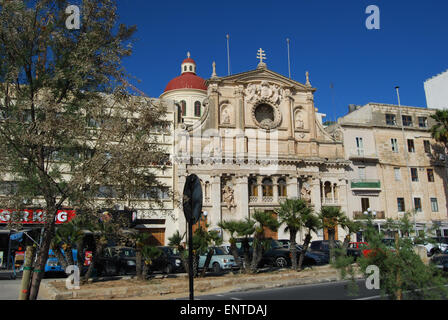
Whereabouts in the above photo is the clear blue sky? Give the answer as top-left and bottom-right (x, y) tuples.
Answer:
(116, 0), (448, 121)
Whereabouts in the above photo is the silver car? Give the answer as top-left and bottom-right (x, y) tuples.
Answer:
(198, 247), (237, 273)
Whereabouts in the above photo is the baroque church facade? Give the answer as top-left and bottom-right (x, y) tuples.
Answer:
(153, 52), (351, 244)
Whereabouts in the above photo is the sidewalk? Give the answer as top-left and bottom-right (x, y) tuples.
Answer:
(41, 265), (363, 300)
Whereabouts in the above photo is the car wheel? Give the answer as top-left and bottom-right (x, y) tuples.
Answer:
(164, 263), (173, 274)
(212, 262), (222, 273)
(275, 256), (288, 268)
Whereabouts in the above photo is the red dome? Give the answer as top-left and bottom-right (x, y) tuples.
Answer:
(182, 57), (196, 64)
(164, 72), (207, 92)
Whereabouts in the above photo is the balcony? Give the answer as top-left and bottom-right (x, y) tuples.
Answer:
(322, 198), (340, 206)
(351, 179), (381, 190)
(353, 211), (385, 220)
(348, 149), (379, 163)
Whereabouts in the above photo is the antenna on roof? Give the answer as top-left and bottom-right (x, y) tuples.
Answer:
(286, 38), (291, 79)
(226, 34), (231, 76)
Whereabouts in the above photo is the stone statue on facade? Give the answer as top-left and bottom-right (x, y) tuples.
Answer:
(300, 183), (311, 203)
(222, 185), (235, 210)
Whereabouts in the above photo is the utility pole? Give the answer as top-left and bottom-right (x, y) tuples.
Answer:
(226, 34), (231, 76)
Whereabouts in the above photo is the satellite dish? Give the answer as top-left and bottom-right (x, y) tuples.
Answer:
(183, 174), (203, 224)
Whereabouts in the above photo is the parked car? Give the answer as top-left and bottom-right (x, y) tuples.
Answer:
(198, 246), (237, 273)
(430, 254), (448, 272)
(348, 242), (369, 259)
(234, 238), (324, 268)
(422, 237), (448, 257)
(309, 240), (343, 260)
(149, 246), (184, 274)
(96, 246), (137, 276)
(277, 239), (290, 248)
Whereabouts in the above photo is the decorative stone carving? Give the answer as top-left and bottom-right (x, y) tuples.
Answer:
(244, 81), (284, 106)
(295, 112), (304, 129)
(220, 105), (233, 124)
(251, 102), (282, 130)
(300, 182), (311, 203)
(222, 184), (235, 209)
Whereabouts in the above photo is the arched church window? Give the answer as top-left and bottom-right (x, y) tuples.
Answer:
(180, 100), (187, 116)
(194, 101), (201, 117)
(184, 66), (187, 71)
(278, 178), (287, 197)
(262, 178), (273, 197)
(189, 65), (193, 71)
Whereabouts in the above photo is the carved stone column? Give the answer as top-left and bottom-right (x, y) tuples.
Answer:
(310, 177), (322, 212)
(235, 85), (245, 130)
(210, 175), (221, 229)
(286, 176), (298, 200)
(272, 176), (279, 204)
(257, 176), (263, 203)
(235, 175), (249, 220)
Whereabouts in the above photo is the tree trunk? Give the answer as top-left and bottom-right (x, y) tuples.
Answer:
(75, 238), (85, 274)
(229, 240), (243, 271)
(242, 238), (251, 273)
(51, 243), (68, 270)
(65, 245), (74, 267)
(28, 223), (55, 300)
(250, 237), (263, 273)
(136, 249), (143, 280)
(18, 246), (35, 300)
(298, 233), (312, 271)
(329, 229), (335, 263)
(290, 230), (298, 271)
(200, 248), (214, 277)
(83, 240), (104, 283)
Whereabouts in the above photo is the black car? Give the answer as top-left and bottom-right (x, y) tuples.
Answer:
(430, 254), (448, 273)
(96, 246), (137, 276)
(148, 246), (184, 274)
(235, 238), (323, 268)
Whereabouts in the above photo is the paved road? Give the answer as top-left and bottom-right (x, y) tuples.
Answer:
(174, 279), (384, 300)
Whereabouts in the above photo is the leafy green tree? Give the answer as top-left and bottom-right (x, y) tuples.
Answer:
(276, 198), (312, 270)
(335, 214), (448, 300)
(232, 219), (255, 273)
(0, 0), (169, 299)
(340, 217), (362, 251)
(250, 210), (280, 273)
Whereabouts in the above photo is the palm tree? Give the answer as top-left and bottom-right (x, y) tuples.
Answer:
(51, 220), (84, 269)
(168, 230), (189, 272)
(250, 210), (280, 273)
(340, 217), (362, 251)
(297, 210), (321, 270)
(127, 232), (149, 280)
(234, 219), (256, 273)
(218, 220), (244, 270)
(319, 206), (346, 263)
(276, 198), (312, 270)
(200, 229), (223, 277)
(430, 109), (448, 149)
(141, 246), (162, 278)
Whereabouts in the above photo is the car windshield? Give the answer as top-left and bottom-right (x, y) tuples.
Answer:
(214, 247), (227, 255)
(271, 240), (283, 248)
(119, 248), (135, 257)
